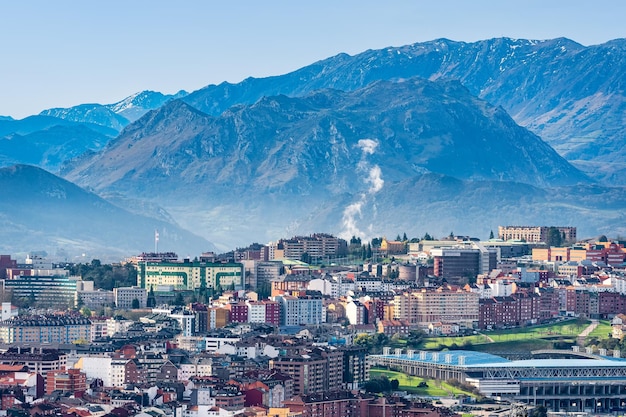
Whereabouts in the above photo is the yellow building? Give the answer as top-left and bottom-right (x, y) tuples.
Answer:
(380, 238), (406, 254)
(267, 408), (301, 417)
(208, 307), (229, 329)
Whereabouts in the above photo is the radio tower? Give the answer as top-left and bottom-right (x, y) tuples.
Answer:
(155, 229), (159, 253)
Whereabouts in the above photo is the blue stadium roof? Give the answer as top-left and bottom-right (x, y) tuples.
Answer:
(372, 350), (509, 366)
(373, 350), (626, 368)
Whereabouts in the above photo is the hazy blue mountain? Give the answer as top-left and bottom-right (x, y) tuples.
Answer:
(0, 116), (118, 173)
(183, 37), (626, 184)
(107, 90), (188, 122)
(0, 165), (214, 260)
(0, 115), (118, 138)
(40, 104), (130, 132)
(38, 90), (189, 133)
(0, 125), (109, 172)
(63, 78), (603, 248)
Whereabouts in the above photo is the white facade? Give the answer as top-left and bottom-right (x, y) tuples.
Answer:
(204, 336), (240, 352)
(178, 359), (214, 380)
(308, 275), (355, 298)
(111, 358), (129, 388)
(345, 300), (365, 325)
(106, 317), (134, 336)
(90, 319), (109, 341)
(114, 286), (147, 309)
(75, 356), (113, 387)
(355, 277), (383, 292)
(275, 295), (323, 326)
(247, 301), (266, 323)
(1, 302), (18, 321)
(170, 311), (195, 337)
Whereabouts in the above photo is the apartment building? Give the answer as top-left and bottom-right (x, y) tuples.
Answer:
(499, 226), (576, 243)
(0, 316), (91, 344)
(137, 259), (244, 291)
(393, 287), (479, 329)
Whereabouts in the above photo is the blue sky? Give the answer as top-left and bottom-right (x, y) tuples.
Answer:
(1, 0), (624, 119)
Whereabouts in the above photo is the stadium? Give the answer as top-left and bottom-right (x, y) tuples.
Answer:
(370, 348), (626, 412)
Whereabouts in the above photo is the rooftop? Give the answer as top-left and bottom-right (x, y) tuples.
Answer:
(373, 349), (626, 369)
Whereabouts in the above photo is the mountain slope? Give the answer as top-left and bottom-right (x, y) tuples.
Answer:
(40, 104), (131, 132)
(62, 77), (598, 248)
(107, 90), (188, 122)
(0, 115), (118, 138)
(0, 165), (214, 260)
(0, 125), (109, 172)
(64, 77), (588, 192)
(182, 37), (626, 184)
(38, 90), (190, 133)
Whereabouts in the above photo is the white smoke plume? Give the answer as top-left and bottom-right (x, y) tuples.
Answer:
(357, 138), (378, 155)
(341, 200), (365, 239)
(367, 165), (384, 193)
(340, 139), (384, 241)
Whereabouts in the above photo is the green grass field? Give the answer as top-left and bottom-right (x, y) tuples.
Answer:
(421, 319), (588, 350)
(589, 320), (612, 339)
(369, 368), (473, 397)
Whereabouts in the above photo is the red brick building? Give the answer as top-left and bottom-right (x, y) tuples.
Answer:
(478, 293), (540, 329)
(264, 300), (281, 326)
(229, 301), (249, 323)
(537, 287), (560, 319)
(45, 369), (86, 395)
(566, 288), (590, 316)
(598, 292), (626, 318)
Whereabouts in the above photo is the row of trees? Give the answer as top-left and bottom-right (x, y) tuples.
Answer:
(68, 260), (137, 290)
(354, 330), (426, 354)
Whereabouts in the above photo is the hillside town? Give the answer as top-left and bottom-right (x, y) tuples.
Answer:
(0, 226), (625, 417)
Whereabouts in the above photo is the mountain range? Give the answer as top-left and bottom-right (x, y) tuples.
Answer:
(1, 37), (625, 256)
(180, 37), (626, 185)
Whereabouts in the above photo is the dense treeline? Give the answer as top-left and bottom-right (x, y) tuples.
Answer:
(68, 260), (137, 290)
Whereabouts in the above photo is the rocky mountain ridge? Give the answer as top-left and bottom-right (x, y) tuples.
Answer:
(62, 77), (610, 248)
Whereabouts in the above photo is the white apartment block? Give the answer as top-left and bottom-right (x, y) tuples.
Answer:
(114, 286), (147, 309)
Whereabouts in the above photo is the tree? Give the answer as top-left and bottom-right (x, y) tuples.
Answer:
(546, 227), (563, 247)
(131, 298), (140, 309)
(257, 282), (271, 300)
(173, 292), (185, 306)
(300, 252), (312, 264)
(598, 235), (608, 242)
(390, 379), (400, 390)
(147, 287), (156, 307)
(489, 230), (494, 239)
(402, 232), (408, 241)
(80, 307), (92, 317)
(363, 376), (392, 393)
(422, 233), (433, 241)
(396, 234), (402, 241)
(406, 329), (425, 349)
